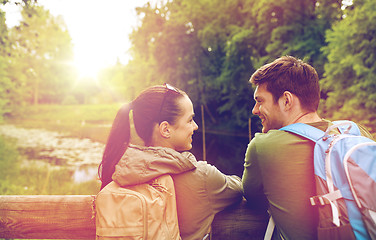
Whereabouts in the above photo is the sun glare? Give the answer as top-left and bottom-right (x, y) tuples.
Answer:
(30, 0), (152, 80)
(73, 47), (108, 80)
(74, 57), (101, 79)
(3, 0), (154, 81)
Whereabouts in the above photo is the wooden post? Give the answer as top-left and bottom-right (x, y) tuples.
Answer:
(248, 118), (252, 141)
(201, 104), (206, 161)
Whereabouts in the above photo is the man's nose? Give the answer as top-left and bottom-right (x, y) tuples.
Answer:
(252, 104), (259, 115)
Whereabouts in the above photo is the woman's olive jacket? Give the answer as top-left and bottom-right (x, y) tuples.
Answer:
(112, 144), (243, 240)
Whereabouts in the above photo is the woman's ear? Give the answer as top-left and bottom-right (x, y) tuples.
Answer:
(159, 121), (170, 138)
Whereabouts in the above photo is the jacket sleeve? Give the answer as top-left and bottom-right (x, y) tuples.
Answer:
(200, 161), (243, 213)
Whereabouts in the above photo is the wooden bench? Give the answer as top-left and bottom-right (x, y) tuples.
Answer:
(0, 195), (268, 239)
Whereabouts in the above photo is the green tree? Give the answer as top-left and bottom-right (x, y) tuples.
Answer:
(129, 1), (201, 95)
(0, 8), (11, 120)
(9, 3), (76, 105)
(195, 0), (257, 128)
(98, 60), (131, 102)
(321, 0), (376, 132)
(251, 0), (343, 76)
(126, 0), (370, 132)
(128, 0), (259, 130)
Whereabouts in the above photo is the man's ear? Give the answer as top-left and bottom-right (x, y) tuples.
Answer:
(281, 91), (294, 110)
(159, 121), (170, 138)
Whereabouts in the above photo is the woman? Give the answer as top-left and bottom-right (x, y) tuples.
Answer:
(98, 84), (242, 240)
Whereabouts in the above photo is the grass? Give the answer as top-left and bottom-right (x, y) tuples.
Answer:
(0, 104), (122, 195)
(0, 134), (101, 195)
(17, 104), (122, 122)
(7, 103), (122, 143)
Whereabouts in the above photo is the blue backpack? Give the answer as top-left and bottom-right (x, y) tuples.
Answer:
(280, 121), (376, 240)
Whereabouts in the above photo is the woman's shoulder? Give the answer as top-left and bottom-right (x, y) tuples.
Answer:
(175, 160), (224, 181)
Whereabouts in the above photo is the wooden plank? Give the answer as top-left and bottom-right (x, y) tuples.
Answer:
(0, 195), (96, 239)
(0, 195), (267, 239)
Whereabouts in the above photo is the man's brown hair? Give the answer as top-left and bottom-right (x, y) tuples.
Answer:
(250, 56), (320, 112)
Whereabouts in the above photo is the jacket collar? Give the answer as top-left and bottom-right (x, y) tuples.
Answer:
(112, 144), (197, 186)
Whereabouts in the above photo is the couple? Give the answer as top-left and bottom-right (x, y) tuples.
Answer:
(97, 56), (374, 240)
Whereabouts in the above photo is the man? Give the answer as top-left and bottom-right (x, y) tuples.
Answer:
(242, 56), (373, 239)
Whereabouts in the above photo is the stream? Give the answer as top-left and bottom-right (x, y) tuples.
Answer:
(0, 124), (250, 184)
(0, 124), (103, 183)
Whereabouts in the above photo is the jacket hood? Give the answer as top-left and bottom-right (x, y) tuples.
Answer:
(112, 144), (197, 186)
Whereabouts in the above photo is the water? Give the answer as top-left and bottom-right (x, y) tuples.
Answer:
(0, 124), (250, 183)
(0, 124), (104, 182)
(191, 131), (250, 177)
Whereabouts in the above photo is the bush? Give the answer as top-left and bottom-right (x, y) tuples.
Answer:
(0, 136), (22, 194)
(0, 135), (100, 195)
(61, 95), (79, 105)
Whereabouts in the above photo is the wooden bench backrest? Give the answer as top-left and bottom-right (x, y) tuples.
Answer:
(0, 195), (96, 239)
(0, 195), (267, 239)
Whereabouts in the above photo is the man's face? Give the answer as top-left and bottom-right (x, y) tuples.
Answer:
(252, 84), (284, 133)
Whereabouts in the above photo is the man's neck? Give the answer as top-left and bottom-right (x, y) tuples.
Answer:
(290, 111), (322, 124)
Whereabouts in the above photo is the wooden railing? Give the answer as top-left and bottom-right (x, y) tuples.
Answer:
(0, 195), (268, 239)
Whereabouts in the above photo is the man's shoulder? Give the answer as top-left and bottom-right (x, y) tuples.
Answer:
(251, 130), (300, 150)
(254, 130), (284, 140)
(253, 129), (297, 141)
(251, 121), (331, 146)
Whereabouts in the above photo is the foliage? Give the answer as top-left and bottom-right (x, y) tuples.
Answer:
(126, 0), (257, 129)
(123, 0), (347, 131)
(321, 0), (376, 133)
(0, 136), (21, 193)
(0, 134), (100, 195)
(14, 103), (121, 123)
(0, 8), (12, 120)
(250, 0), (343, 76)
(0, 104), (107, 195)
(8, 3), (76, 105)
(98, 61), (131, 102)
(6, 104), (121, 143)
(69, 77), (102, 104)
(1, 0), (376, 134)
(0, 1), (77, 119)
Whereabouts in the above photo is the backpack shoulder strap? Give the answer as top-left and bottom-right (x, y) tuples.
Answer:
(279, 123), (324, 142)
(332, 120), (361, 135)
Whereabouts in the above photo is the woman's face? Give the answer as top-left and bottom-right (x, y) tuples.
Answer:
(168, 95), (198, 151)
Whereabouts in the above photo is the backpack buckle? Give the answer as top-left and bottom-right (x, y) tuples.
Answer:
(310, 190), (343, 206)
(310, 196), (329, 206)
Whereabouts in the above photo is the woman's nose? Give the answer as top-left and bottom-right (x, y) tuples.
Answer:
(193, 121), (198, 130)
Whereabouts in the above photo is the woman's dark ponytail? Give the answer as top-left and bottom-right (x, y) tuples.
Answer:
(98, 103), (131, 189)
(98, 84), (186, 190)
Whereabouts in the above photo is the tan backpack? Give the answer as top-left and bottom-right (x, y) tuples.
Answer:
(95, 174), (181, 240)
